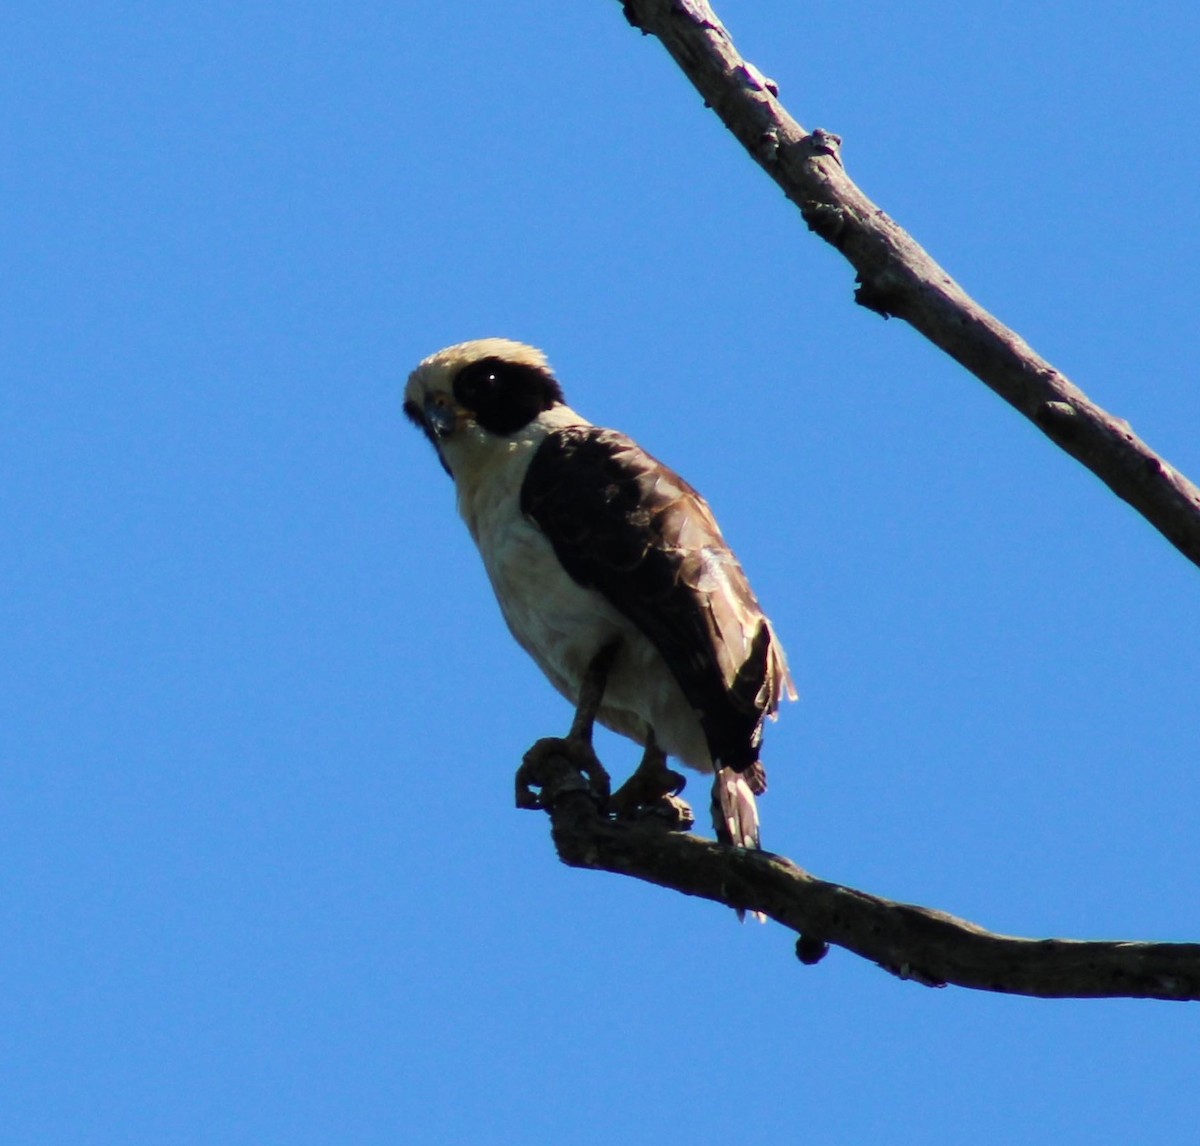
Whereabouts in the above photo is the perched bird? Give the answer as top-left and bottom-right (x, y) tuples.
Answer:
(404, 338), (794, 848)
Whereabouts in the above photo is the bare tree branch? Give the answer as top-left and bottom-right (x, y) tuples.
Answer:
(521, 739), (1200, 1001)
(512, 0), (1200, 999)
(616, 0), (1200, 570)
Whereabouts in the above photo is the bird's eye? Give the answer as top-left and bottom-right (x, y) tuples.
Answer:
(454, 361), (506, 409)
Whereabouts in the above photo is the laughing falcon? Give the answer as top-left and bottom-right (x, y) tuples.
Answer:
(404, 338), (794, 848)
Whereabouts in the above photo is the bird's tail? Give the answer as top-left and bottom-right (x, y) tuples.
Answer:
(712, 766), (762, 850)
(712, 765), (767, 923)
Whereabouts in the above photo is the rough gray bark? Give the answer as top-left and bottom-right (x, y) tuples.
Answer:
(521, 739), (1200, 1001)
(617, 0), (1200, 570)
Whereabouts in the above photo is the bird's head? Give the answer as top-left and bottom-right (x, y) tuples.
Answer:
(404, 338), (566, 478)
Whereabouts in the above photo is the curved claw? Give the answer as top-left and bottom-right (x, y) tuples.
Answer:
(610, 738), (686, 821)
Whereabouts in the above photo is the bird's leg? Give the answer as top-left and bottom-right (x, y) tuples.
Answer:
(562, 640), (621, 802)
(610, 733), (694, 831)
(515, 641), (619, 810)
(567, 639), (620, 746)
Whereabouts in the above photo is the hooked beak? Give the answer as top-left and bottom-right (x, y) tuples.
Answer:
(424, 393), (459, 440)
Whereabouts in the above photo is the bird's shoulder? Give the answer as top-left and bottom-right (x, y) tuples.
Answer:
(519, 424), (726, 563)
(521, 422), (768, 631)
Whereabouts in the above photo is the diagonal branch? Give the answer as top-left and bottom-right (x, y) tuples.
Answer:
(616, 0), (1200, 570)
(521, 738), (1200, 1001)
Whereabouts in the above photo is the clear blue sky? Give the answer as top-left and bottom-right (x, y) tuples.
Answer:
(3, 3), (1199, 1142)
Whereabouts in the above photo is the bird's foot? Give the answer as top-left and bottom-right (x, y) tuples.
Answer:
(515, 735), (612, 811)
(618, 790), (696, 831)
(610, 746), (694, 830)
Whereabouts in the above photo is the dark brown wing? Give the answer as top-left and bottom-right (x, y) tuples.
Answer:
(520, 425), (790, 771)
